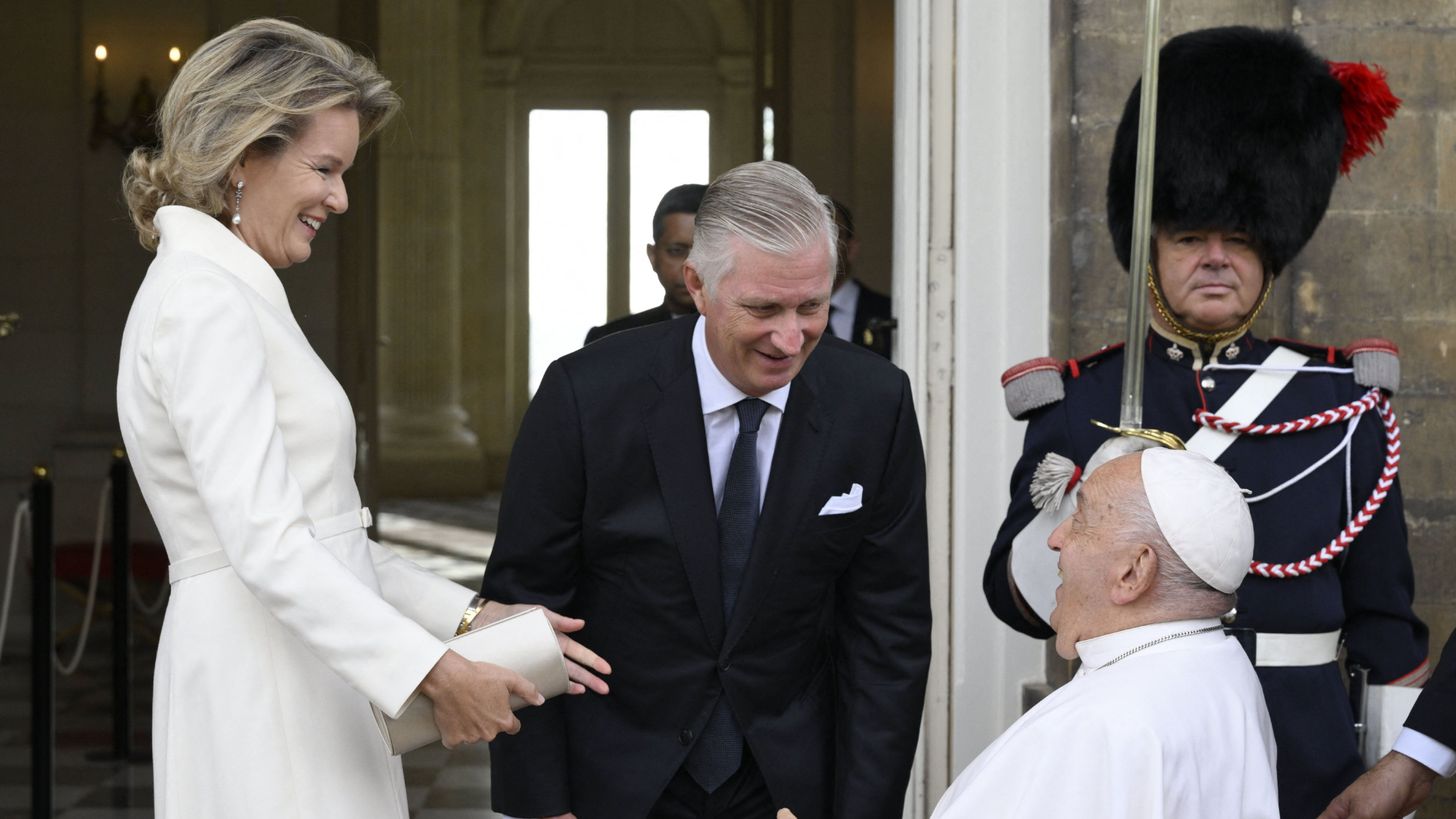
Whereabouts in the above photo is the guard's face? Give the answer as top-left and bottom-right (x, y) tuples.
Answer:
(686, 241), (833, 397)
(647, 212), (697, 314)
(230, 106), (358, 269)
(1153, 228), (1265, 332)
(1047, 465), (1127, 660)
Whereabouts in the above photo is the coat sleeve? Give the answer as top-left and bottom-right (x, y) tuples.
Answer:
(1339, 396), (1429, 685)
(1406, 629), (1456, 748)
(149, 271), (446, 718)
(982, 400), (1068, 639)
(832, 371), (932, 818)
(479, 359), (586, 817)
(368, 539), (475, 640)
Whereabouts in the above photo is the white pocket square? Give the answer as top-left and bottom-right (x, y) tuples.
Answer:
(819, 483), (864, 516)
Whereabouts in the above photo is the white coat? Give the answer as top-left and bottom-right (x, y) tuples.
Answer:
(117, 205), (475, 818)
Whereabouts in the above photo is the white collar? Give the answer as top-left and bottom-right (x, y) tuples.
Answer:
(830, 278), (861, 312)
(691, 315), (791, 416)
(1075, 617), (1225, 671)
(154, 205), (291, 315)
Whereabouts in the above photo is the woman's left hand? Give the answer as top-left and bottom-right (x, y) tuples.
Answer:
(473, 600), (612, 695)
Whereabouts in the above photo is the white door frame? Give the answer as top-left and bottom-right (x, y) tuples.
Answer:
(894, 0), (1053, 812)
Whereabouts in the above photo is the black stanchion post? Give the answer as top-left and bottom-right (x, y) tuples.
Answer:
(30, 466), (53, 817)
(110, 450), (131, 759)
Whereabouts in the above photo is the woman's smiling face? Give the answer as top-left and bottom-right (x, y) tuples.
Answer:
(230, 106), (359, 269)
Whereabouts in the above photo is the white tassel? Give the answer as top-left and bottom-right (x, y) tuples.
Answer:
(1030, 452), (1077, 511)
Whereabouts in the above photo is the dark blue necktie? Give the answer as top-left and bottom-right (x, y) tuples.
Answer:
(685, 397), (768, 792)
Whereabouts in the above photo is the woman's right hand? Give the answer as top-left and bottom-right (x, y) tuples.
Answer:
(420, 649), (544, 749)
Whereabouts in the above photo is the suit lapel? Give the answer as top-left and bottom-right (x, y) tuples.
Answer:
(646, 322), (726, 647)
(722, 369), (828, 656)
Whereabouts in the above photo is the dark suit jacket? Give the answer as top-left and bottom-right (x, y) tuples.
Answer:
(1407, 629), (1456, 750)
(849, 281), (893, 359)
(583, 303), (695, 345)
(482, 316), (930, 819)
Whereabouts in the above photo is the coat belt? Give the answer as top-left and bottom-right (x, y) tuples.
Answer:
(167, 507), (374, 585)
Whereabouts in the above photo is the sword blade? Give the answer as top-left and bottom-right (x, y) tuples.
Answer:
(1118, 0), (1164, 430)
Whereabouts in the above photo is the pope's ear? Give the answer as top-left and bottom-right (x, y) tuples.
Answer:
(1112, 544), (1158, 605)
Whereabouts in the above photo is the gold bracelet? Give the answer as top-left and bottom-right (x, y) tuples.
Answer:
(455, 595), (486, 636)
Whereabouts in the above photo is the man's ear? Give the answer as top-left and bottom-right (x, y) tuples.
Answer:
(1111, 544), (1158, 606)
(683, 261), (708, 314)
(645, 243), (659, 272)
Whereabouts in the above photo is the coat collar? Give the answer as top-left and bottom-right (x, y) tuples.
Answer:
(1149, 323), (1254, 370)
(154, 205), (292, 316)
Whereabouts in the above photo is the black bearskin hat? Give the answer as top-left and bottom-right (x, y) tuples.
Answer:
(1106, 26), (1396, 275)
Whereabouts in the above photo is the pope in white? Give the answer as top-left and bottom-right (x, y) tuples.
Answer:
(933, 448), (1279, 818)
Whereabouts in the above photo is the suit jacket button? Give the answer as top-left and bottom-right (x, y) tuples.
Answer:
(720, 662), (730, 672)
(679, 729), (693, 745)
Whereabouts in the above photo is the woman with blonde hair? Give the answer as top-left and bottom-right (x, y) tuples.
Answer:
(117, 18), (606, 817)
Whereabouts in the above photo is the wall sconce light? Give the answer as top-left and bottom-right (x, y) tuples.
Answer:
(89, 44), (183, 153)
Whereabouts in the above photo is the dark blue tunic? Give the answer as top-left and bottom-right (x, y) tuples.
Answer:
(984, 331), (1428, 819)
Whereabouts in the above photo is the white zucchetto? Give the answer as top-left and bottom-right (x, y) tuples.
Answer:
(1140, 448), (1254, 594)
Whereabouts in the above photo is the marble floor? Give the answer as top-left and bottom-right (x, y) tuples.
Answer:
(0, 498), (503, 818)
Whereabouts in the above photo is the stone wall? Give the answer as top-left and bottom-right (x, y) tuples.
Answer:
(1055, 1), (1456, 811)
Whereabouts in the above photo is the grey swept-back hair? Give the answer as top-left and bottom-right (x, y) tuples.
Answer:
(687, 160), (837, 295)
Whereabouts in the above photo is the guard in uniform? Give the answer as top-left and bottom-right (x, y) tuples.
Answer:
(983, 27), (1429, 819)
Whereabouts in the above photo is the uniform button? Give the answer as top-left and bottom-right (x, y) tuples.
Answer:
(720, 662), (731, 672)
(679, 729), (693, 745)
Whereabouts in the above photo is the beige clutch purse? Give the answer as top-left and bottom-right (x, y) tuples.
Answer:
(373, 607), (570, 755)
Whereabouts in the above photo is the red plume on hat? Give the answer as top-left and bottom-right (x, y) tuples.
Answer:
(1328, 61), (1401, 175)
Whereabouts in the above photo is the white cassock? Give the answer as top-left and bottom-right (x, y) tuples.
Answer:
(932, 618), (1279, 819)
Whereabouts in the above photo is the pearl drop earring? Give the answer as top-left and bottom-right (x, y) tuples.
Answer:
(231, 180), (245, 226)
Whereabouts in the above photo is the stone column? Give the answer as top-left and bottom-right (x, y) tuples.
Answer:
(461, 51), (528, 492)
(376, 0), (482, 495)
(714, 55), (756, 175)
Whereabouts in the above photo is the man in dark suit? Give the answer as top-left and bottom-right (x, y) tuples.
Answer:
(1318, 628), (1456, 818)
(482, 161), (931, 819)
(584, 183), (705, 344)
(826, 199), (893, 359)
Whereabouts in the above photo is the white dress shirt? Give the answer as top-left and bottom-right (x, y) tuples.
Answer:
(828, 278), (860, 341)
(692, 316), (790, 509)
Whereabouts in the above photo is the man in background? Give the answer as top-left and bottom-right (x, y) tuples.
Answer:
(826, 198), (893, 358)
(584, 183), (705, 344)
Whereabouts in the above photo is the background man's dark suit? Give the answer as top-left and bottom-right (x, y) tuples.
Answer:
(583, 303), (694, 345)
(481, 315), (931, 819)
(848, 282), (893, 358)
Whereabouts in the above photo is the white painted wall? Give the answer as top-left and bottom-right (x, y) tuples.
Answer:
(895, 0), (1053, 812)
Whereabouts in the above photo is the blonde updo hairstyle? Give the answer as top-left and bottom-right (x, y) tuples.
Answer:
(122, 18), (400, 251)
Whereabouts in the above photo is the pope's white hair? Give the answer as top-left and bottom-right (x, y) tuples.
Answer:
(687, 160), (837, 296)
